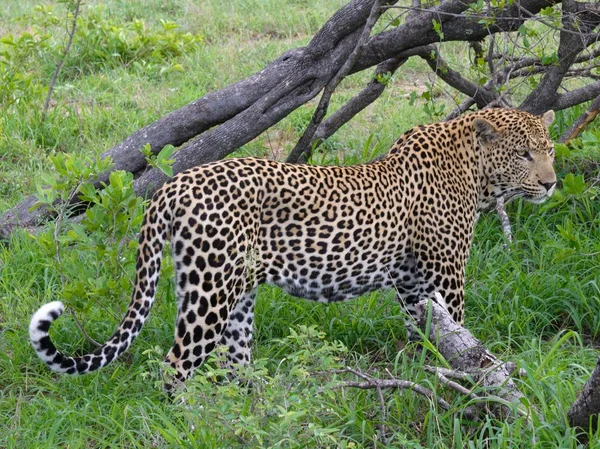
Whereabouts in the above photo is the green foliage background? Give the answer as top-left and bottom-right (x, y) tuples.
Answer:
(0, 1), (599, 447)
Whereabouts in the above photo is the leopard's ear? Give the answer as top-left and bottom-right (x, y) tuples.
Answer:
(541, 110), (555, 128)
(473, 117), (499, 144)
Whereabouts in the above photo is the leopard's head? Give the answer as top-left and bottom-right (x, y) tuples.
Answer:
(473, 109), (556, 206)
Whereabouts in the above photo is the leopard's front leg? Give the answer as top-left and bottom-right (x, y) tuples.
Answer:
(397, 227), (470, 338)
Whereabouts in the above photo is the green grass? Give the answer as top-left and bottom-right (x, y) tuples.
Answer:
(1, 0), (600, 447)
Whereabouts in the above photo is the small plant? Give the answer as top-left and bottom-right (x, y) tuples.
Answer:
(408, 82), (446, 121)
(0, 4), (201, 112)
(141, 144), (177, 177)
(177, 326), (350, 448)
(374, 70), (392, 86)
(0, 31), (50, 108)
(32, 152), (171, 318)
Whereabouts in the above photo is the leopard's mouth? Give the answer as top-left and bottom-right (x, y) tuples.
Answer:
(522, 188), (554, 204)
(501, 188), (552, 204)
(500, 190), (525, 203)
(526, 195), (548, 204)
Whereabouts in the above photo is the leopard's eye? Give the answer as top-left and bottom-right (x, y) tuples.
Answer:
(517, 150), (532, 161)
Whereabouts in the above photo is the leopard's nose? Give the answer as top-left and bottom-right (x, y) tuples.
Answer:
(539, 181), (556, 192)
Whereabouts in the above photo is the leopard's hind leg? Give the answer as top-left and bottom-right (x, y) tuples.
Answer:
(163, 254), (256, 388)
(164, 287), (250, 387)
(218, 290), (255, 368)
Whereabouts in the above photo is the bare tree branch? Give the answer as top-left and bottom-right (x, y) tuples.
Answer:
(559, 94), (600, 143)
(554, 81), (600, 110)
(521, 0), (600, 114)
(417, 44), (497, 108)
(335, 368), (454, 413)
(310, 56), (407, 152)
(445, 98), (476, 120)
(286, 0), (385, 164)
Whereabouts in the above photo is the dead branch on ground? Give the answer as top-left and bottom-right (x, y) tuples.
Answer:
(336, 294), (531, 432)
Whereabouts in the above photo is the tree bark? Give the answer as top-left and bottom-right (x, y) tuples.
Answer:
(559, 95), (600, 143)
(568, 355), (600, 442)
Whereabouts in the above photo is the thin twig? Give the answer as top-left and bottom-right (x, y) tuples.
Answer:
(487, 34), (496, 85)
(336, 366), (453, 412)
(376, 386), (387, 443)
(345, 366), (375, 382)
(435, 371), (479, 420)
(309, 56), (406, 149)
(445, 98), (475, 120)
(424, 365), (473, 381)
(435, 371), (477, 399)
(417, 44), (497, 109)
(69, 310), (101, 347)
(42, 0), (83, 121)
(336, 379), (452, 410)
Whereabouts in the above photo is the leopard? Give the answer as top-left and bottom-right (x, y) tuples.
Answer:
(30, 108), (556, 389)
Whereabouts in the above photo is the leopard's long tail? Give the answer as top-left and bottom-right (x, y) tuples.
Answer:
(29, 185), (172, 375)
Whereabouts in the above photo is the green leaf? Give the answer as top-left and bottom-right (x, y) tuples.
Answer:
(157, 163), (174, 177)
(78, 182), (98, 203)
(157, 144), (176, 160)
(432, 19), (444, 40)
(518, 24), (528, 36)
(109, 170), (124, 190)
(540, 53), (557, 65)
(140, 143), (153, 158)
(562, 173), (587, 195)
(554, 143), (570, 158)
(581, 130), (600, 145)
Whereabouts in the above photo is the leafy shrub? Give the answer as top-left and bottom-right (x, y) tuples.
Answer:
(0, 4), (201, 111)
(0, 29), (50, 108)
(171, 326), (353, 449)
(32, 152), (170, 316)
(63, 7), (202, 77)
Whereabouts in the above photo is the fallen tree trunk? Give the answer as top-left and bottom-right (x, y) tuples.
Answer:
(415, 296), (600, 439)
(339, 295), (528, 420)
(339, 295), (600, 443)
